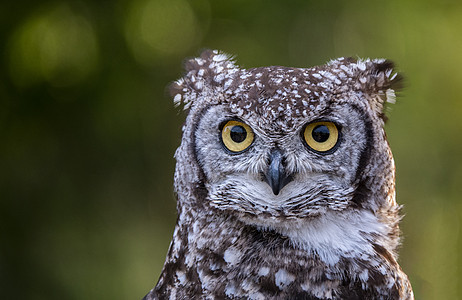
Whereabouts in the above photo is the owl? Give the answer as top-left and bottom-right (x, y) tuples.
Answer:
(144, 50), (414, 299)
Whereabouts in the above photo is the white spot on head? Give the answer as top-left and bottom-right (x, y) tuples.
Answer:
(386, 88), (396, 104)
(184, 253), (193, 267)
(249, 292), (266, 300)
(274, 269), (295, 289)
(173, 94), (182, 106)
(223, 247), (241, 265)
(378, 265), (387, 275)
(209, 262), (220, 271)
(340, 65), (350, 73)
(224, 79), (233, 89)
(357, 61), (366, 71)
(197, 268), (212, 291)
(258, 267), (270, 277)
(176, 270), (186, 285)
(358, 268), (369, 282)
(225, 283), (237, 297)
(195, 80), (203, 89)
(215, 73), (225, 82)
(386, 276), (396, 289)
(312, 73), (322, 79)
(213, 53), (229, 62)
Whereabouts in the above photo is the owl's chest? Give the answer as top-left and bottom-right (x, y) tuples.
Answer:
(155, 220), (395, 299)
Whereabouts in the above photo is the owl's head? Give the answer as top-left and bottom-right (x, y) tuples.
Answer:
(171, 50), (401, 226)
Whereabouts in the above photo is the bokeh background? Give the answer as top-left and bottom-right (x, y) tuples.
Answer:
(1, 0), (461, 299)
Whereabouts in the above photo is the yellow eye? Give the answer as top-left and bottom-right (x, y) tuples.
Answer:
(303, 121), (339, 153)
(221, 120), (254, 153)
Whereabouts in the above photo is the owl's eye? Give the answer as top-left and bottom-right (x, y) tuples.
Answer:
(303, 121), (339, 153)
(221, 120), (254, 153)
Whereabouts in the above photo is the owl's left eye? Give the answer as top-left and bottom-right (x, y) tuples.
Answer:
(303, 121), (340, 153)
(221, 120), (254, 153)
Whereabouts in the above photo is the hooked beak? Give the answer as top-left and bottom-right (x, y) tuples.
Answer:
(264, 149), (293, 195)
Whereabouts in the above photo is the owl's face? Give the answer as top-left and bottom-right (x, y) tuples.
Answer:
(195, 97), (368, 223)
(171, 50), (398, 227)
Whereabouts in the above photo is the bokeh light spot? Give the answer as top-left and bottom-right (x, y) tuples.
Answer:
(124, 0), (200, 65)
(7, 4), (99, 87)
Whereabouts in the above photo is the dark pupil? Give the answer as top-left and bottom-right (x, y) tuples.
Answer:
(230, 125), (247, 143)
(312, 125), (330, 143)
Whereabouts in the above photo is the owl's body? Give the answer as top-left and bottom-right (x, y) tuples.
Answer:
(144, 50), (413, 299)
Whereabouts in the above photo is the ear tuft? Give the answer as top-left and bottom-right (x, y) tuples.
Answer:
(346, 58), (403, 119)
(372, 59), (403, 93)
(169, 49), (238, 110)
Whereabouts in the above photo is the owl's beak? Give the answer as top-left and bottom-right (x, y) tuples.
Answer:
(265, 149), (293, 195)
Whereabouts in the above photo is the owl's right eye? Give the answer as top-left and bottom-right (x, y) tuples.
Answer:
(221, 120), (254, 153)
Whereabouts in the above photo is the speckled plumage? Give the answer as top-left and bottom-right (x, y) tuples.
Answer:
(144, 50), (413, 299)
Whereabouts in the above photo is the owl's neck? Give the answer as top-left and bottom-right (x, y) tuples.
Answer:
(153, 205), (409, 299)
(265, 209), (393, 266)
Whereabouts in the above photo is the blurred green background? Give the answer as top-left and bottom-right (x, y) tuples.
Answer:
(1, 0), (461, 299)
